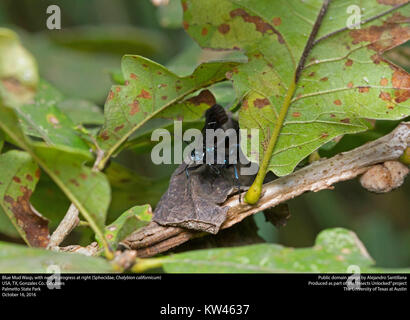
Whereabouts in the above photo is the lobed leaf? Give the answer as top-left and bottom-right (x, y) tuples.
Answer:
(0, 102), (110, 242)
(0, 150), (49, 247)
(159, 228), (410, 273)
(0, 241), (114, 273)
(183, 0), (410, 176)
(16, 80), (90, 151)
(98, 204), (152, 250)
(96, 55), (240, 167)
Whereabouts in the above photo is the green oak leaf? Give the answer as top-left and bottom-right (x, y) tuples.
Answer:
(0, 150), (49, 247)
(183, 0), (410, 203)
(141, 228), (409, 273)
(0, 241), (114, 273)
(96, 55), (240, 168)
(0, 103), (111, 249)
(120, 88), (217, 154)
(98, 204), (152, 250)
(15, 80), (90, 151)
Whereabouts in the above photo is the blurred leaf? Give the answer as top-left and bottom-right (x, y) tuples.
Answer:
(385, 44), (410, 72)
(58, 98), (104, 126)
(105, 162), (169, 219)
(0, 241), (113, 273)
(0, 102), (111, 245)
(15, 80), (90, 151)
(0, 206), (20, 238)
(320, 119), (405, 157)
(156, 228), (409, 273)
(48, 26), (168, 57)
(184, 0), (410, 177)
(30, 174), (70, 229)
(0, 150), (49, 247)
(96, 55), (240, 168)
(98, 204), (152, 250)
(17, 31), (119, 103)
(0, 130), (3, 153)
(0, 28), (38, 88)
(157, 0), (183, 29)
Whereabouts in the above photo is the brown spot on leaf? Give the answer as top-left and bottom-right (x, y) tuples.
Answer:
(47, 114), (60, 128)
(157, 71), (162, 75)
(340, 118), (350, 123)
(230, 8), (284, 43)
(308, 72), (315, 77)
(183, 21), (189, 30)
(320, 77), (328, 81)
(187, 90), (216, 106)
(377, 0), (408, 5)
(218, 24), (230, 34)
(330, 114), (336, 118)
(176, 85), (182, 90)
(380, 77), (388, 86)
(182, 1), (188, 12)
(201, 27), (208, 36)
(4, 187), (49, 247)
(391, 68), (410, 103)
(379, 91), (392, 101)
(137, 89), (152, 99)
(358, 86), (370, 93)
(254, 98), (270, 108)
(333, 99), (342, 106)
(129, 100), (140, 116)
(80, 173), (88, 180)
(159, 83), (167, 88)
(292, 112), (301, 117)
(12, 176), (21, 183)
(130, 73), (137, 80)
(349, 13), (410, 53)
(320, 133), (329, 139)
(272, 17), (281, 26)
(345, 59), (353, 67)
(100, 130), (110, 141)
(35, 168), (41, 179)
(26, 174), (33, 182)
(347, 82), (354, 88)
(107, 90), (115, 101)
(242, 99), (249, 110)
(114, 124), (124, 132)
(115, 87), (121, 92)
(69, 179), (79, 187)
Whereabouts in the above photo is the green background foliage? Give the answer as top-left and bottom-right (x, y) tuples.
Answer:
(0, 0), (409, 272)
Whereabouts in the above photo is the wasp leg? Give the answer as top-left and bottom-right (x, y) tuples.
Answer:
(233, 164), (243, 203)
(185, 164), (202, 178)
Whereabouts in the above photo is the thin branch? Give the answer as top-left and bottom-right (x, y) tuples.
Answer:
(123, 122), (410, 257)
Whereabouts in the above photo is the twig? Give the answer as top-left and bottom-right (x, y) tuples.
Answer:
(47, 149), (104, 249)
(123, 122), (410, 257)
